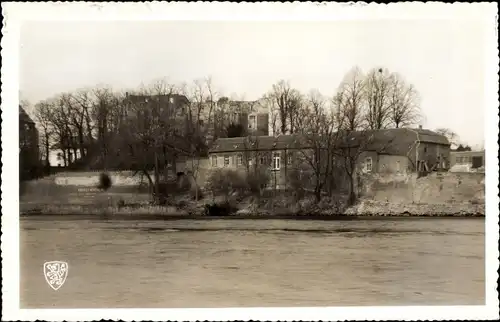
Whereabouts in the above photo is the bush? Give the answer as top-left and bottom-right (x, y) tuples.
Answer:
(97, 172), (112, 191)
(206, 167), (271, 200)
(206, 168), (245, 200)
(204, 201), (237, 216)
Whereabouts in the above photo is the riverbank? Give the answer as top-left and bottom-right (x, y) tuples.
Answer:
(20, 171), (486, 219)
(20, 197), (485, 219)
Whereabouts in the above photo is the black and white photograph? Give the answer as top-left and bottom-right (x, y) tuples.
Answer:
(2, 2), (499, 321)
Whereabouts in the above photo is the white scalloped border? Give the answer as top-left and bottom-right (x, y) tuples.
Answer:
(1, 2), (498, 321)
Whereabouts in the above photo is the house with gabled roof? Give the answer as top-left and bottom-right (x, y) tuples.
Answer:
(207, 127), (450, 189)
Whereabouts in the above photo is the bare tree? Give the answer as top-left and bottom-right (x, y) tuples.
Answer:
(33, 101), (54, 169)
(205, 76), (218, 139)
(435, 127), (459, 148)
(241, 135), (269, 197)
(335, 66), (367, 131)
(92, 86), (121, 169)
(45, 94), (76, 166)
(364, 67), (392, 130)
(268, 80), (302, 134)
(114, 79), (178, 202)
(388, 73), (421, 128)
(294, 90), (343, 202)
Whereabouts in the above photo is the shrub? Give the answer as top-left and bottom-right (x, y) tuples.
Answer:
(97, 172), (112, 191)
(205, 168), (245, 200)
(206, 167), (271, 200)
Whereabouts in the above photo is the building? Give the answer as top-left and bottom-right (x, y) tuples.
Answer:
(207, 127), (450, 189)
(449, 150), (485, 172)
(19, 106), (40, 180)
(351, 127), (451, 175)
(124, 93), (190, 127)
(201, 97), (270, 142)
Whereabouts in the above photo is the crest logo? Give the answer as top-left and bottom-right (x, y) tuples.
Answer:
(43, 261), (69, 290)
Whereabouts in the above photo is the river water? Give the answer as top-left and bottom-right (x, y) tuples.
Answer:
(20, 217), (484, 308)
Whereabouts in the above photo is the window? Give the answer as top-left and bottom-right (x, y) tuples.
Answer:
(211, 155), (217, 167)
(272, 152), (281, 170)
(364, 157), (373, 173)
(287, 152), (293, 166)
(237, 154), (243, 166)
(249, 115), (256, 129)
(260, 156), (266, 165)
(423, 147), (427, 153)
(396, 160), (401, 173)
(224, 155), (230, 167)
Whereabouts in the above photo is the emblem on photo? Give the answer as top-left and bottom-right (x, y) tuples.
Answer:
(43, 261), (69, 290)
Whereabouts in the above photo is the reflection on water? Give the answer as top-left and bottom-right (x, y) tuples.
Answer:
(20, 217), (485, 308)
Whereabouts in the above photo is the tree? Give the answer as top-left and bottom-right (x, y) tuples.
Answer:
(116, 79), (191, 204)
(33, 101), (54, 169)
(387, 73), (421, 128)
(268, 80), (302, 134)
(335, 67), (366, 131)
(47, 94), (75, 166)
(294, 90), (342, 202)
(455, 144), (472, 152)
(435, 127), (459, 148)
(364, 67), (392, 130)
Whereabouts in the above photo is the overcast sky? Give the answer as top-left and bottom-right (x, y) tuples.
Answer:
(20, 19), (487, 146)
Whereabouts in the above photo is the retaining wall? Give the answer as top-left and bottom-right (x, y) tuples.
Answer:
(360, 172), (485, 204)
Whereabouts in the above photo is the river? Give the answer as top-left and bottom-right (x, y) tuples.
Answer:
(20, 217), (485, 308)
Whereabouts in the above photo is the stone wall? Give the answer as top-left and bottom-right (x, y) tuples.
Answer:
(53, 171), (148, 187)
(359, 172), (485, 205)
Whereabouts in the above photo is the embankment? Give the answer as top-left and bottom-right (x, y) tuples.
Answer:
(351, 172), (485, 216)
(20, 171), (485, 218)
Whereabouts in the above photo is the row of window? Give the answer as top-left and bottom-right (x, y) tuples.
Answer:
(455, 156), (473, 164)
(211, 152), (291, 170)
(211, 155), (411, 174)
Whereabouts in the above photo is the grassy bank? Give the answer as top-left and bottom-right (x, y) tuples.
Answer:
(21, 193), (485, 219)
(20, 177), (484, 219)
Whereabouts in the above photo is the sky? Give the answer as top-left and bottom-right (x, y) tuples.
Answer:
(20, 19), (488, 147)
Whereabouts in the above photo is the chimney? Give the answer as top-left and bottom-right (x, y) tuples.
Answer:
(418, 125), (423, 129)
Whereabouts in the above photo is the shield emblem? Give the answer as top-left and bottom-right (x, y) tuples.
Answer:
(43, 261), (69, 290)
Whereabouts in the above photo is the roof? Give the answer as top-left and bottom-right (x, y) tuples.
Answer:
(19, 106), (35, 124)
(209, 128), (450, 156)
(348, 128), (450, 155)
(209, 134), (307, 153)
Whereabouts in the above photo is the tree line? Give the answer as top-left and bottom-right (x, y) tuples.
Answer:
(264, 66), (421, 136)
(27, 66), (423, 204)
